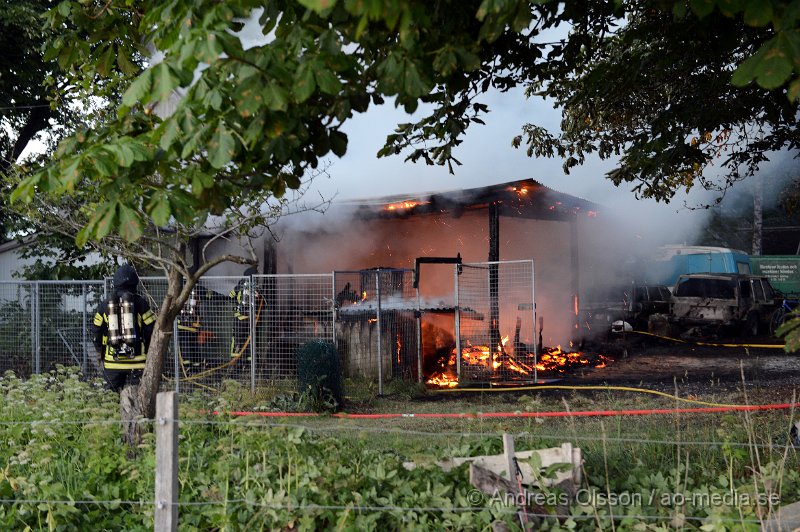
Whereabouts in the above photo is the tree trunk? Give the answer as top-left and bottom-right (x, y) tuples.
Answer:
(120, 324), (173, 448)
(121, 266), (183, 448)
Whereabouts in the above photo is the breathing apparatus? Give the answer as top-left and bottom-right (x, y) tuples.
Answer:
(107, 291), (139, 360)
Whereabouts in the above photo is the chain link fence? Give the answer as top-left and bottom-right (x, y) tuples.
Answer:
(0, 261), (535, 393)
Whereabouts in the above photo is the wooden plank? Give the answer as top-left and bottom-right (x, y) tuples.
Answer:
(469, 464), (542, 528)
(443, 444), (582, 488)
(155, 391), (179, 532)
(502, 433), (516, 481)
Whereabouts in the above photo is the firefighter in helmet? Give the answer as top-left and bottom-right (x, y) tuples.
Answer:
(177, 284), (214, 372)
(229, 266), (261, 361)
(91, 264), (156, 392)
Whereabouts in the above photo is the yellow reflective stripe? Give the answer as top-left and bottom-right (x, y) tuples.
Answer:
(93, 313), (103, 326)
(142, 309), (155, 325)
(103, 360), (146, 370)
(103, 353), (146, 363)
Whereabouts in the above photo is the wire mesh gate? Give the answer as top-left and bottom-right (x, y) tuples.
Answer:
(334, 269), (419, 395)
(454, 260), (537, 384)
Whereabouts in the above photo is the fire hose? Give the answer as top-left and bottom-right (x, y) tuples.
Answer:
(215, 401), (797, 419)
(432, 384), (766, 408)
(625, 330), (785, 349)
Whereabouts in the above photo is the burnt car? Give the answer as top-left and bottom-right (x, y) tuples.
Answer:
(580, 283), (672, 338)
(670, 273), (778, 336)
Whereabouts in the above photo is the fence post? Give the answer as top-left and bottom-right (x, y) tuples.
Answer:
(454, 267), (462, 384)
(249, 274), (256, 393)
(155, 391), (179, 532)
(376, 270), (383, 396)
(33, 283), (40, 375)
(82, 284), (88, 374)
(172, 321), (180, 394)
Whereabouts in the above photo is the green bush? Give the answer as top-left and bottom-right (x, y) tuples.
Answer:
(295, 340), (343, 411)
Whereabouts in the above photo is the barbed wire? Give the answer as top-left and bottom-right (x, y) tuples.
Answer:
(0, 415), (796, 450)
(0, 498), (770, 524)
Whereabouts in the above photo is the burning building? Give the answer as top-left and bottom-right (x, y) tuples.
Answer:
(258, 179), (615, 386)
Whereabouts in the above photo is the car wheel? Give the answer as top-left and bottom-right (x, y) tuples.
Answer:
(770, 307), (787, 336)
(745, 312), (760, 337)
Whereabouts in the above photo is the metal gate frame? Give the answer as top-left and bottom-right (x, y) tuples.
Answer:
(454, 259), (537, 384)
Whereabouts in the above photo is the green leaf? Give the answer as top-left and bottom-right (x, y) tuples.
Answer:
(329, 130), (348, 157)
(96, 46), (116, 77)
(315, 65), (342, 95)
(293, 62), (316, 102)
(208, 123), (236, 168)
(10, 175), (39, 204)
(744, 1), (773, 27)
(121, 69), (153, 107)
(57, 1), (71, 17)
(61, 158), (82, 192)
(264, 83), (289, 111)
(732, 37), (793, 89)
(297, 0), (338, 12)
(117, 49), (138, 77)
(433, 49), (458, 77)
(158, 119), (182, 151)
(688, 0), (715, 18)
(402, 59), (429, 97)
(75, 225), (91, 248)
(118, 204), (143, 242)
(152, 62), (180, 102)
(147, 192), (172, 226)
(788, 78), (800, 101)
(93, 202), (118, 240)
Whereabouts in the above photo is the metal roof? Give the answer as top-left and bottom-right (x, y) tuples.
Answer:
(338, 179), (601, 221)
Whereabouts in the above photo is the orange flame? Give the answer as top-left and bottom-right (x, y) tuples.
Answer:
(385, 200), (424, 211)
(426, 336), (612, 387)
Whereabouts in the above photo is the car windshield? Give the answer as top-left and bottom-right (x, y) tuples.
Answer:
(584, 286), (630, 304)
(675, 278), (736, 299)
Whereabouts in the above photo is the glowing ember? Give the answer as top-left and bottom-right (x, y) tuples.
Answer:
(385, 200), (424, 211)
(535, 346), (611, 373)
(426, 372), (458, 387)
(425, 336), (612, 387)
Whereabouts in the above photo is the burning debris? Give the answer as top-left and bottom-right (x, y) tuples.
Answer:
(424, 338), (612, 388)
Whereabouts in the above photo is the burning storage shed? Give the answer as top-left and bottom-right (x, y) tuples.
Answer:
(269, 179), (611, 387)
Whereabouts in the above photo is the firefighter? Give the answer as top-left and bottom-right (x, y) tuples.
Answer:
(176, 286), (213, 372)
(229, 266), (261, 361)
(91, 264), (156, 392)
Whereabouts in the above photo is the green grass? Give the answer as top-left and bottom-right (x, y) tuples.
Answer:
(2, 368), (800, 530)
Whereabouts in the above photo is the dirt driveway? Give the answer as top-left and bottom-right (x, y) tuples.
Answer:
(556, 335), (799, 387)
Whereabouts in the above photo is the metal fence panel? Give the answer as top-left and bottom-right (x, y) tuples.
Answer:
(0, 281), (105, 379)
(4, 261), (535, 393)
(334, 269), (419, 393)
(454, 260), (536, 384)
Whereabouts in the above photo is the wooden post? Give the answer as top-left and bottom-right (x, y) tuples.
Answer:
(502, 432), (516, 482)
(155, 391), (178, 532)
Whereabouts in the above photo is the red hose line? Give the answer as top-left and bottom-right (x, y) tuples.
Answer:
(215, 402), (796, 420)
